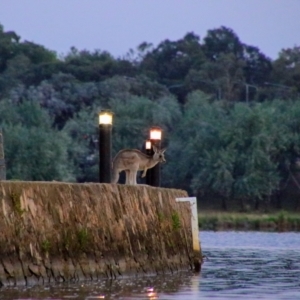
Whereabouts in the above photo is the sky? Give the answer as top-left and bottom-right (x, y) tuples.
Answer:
(0, 0), (299, 60)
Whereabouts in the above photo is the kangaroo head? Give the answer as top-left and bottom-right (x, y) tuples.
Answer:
(152, 145), (167, 164)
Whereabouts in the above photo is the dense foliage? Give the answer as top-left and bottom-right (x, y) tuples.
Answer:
(1, 23), (300, 210)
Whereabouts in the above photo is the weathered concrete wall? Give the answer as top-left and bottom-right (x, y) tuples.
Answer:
(0, 181), (198, 286)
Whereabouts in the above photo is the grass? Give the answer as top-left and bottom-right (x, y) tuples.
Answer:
(198, 210), (300, 231)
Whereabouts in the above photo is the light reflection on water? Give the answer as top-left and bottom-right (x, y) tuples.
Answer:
(1, 231), (300, 300)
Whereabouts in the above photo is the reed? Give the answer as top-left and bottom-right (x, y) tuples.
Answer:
(198, 210), (300, 231)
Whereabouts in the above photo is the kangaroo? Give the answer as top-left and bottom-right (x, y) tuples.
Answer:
(111, 146), (166, 185)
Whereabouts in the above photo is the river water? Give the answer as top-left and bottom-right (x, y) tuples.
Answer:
(1, 231), (300, 300)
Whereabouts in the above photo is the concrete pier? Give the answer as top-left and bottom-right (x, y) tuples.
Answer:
(0, 181), (201, 286)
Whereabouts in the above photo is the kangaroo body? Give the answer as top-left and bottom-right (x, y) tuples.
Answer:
(112, 147), (166, 185)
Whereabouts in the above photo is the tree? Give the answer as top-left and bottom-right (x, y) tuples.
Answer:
(162, 91), (223, 192)
(0, 99), (73, 181)
(18, 41), (57, 64)
(200, 27), (272, 102)
(62, 107), (99, 182)
(0, 24), (20, 72)
(243, 45), (272, 85)
(139, 32), (205, 102)
(270, 46), (300, 98)
(98, 75), (170, 103)
(166, 92), (299, 210)
(203, 26), (244, 61)
(61, 47), (116, 82)
(0, 24), (59, 94)
(9, 73), (102, 129)
(185, 53), (245, 101)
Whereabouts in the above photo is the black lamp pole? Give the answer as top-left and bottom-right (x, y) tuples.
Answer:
(146, 127), (162, 187)
(150, 139), (161, 187)
(99, 110), (113, 183)
(145, 139), (152, 185)
(0, 128), (6, 180)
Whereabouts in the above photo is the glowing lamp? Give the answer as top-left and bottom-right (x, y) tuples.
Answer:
(149, 127), (162, 140)
(99, 110), (113, 125)
(145, 140), (152, 150)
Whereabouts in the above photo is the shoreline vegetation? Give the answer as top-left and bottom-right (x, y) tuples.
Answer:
(198, 211), (300, 232)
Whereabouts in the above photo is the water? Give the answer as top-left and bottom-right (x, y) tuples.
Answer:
(1, 231), (300, 299)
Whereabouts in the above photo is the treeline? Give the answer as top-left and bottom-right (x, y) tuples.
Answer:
(1, 23), (300, 210)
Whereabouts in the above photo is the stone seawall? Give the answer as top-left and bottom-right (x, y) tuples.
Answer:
(0, 181), (198, 286)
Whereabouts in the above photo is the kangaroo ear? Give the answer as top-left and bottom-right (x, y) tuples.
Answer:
(152, 145), (158, 153)
(160, 148), (167, 153)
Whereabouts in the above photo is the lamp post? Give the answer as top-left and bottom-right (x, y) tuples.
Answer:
(144, 139), (152, 185)
(146, 127), (162, 187)
(99, 110), (113, 183)
(145, 139), (152, 154)
(234, 81), (258, 103)
(244, 83), (258, 104)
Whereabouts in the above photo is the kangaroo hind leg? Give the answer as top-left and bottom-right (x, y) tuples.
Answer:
(125, 170), (130, 184)
(128, 170), (138, 185)
(111, 168), (120, 183)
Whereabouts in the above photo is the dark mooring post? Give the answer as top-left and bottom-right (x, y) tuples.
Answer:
(145, 139), (152, 185)
(0, 128), (6, 180)
(146, 127), (162, 187)
(99, 110), (113, 183)
(145, 139), (152, 156)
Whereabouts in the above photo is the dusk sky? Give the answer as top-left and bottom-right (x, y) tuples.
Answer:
(1, 0), (299, 60)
